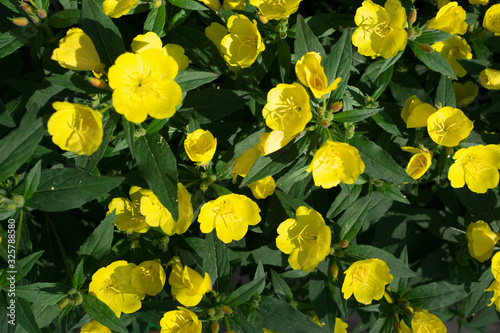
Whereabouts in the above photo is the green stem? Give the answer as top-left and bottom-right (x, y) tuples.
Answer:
(14, 208), (23, 256)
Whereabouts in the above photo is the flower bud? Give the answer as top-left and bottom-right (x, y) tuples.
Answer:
(59, 298), (70, 310)
(211, 322), (220, 333)
(21, 3), (33, 15)
(88, 77), (107, 89)
(12, 194), (24, 208)
(258, 14), (268, 24)
(346, 124), (355, 139)
(331, 101), (343, 112)
(221, 305), (232, 314)
(37, 9), (47, 19)
(73, 294), (83, 306)
(420, 44), (433, 53)
(321, 120), (330, 128)
(11, 17), (29, 26)
(408, 10), (417, 25)
(31, 16), (39, 24)
(339, 240), (349, 248)
(153, 0), (162, 7)
(6, 202), (17, 211)
(134, 128), (146, 138)
(407, 30), (414, 39)
(329, 262), (339, 281)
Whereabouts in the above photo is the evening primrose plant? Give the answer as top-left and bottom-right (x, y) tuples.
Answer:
(3, 0), (500, 332)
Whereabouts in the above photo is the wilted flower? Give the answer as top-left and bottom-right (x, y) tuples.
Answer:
(276, 206), (331, 272)
(400, 95), (436, 128)
(89, 260), (145, 318)
(466, 221), (500, 263)
(51, 28), (104, 73)
(250, 0), (302, 21)
(427, 2), (467, 35)
(131, 32), (188, 70)
(352, 0), (407, 59)
(108, 49), (182, 123)
(453, 81), (478, 107)
(160, 307), (202, 333)
(262, 83), (312, 136)
(426, 106), (473, 147)
(486, 279), (500, 312)
(184, 129), (217, 166)
(198, 193), (261, 243)
(306, 140), (365, 189)
(47, 101), (103, 156)
(295, 52), (342, 99)
(432, 36), (472, 78)
(448, 145), (500, 193)
(169, 258), (211, 306)
(401, 146), (432, 180)
(479, 68), (500, 90)
(140, 183), (193, 236)
(131, 260), (166, 296)
(342, 258), (393, 305)
(411, 310), (447, 333)
(484, 4), (500, 35)
(80, 320), (111, 333)
(248, 176), (276, 199)
(230, 145), (261, 180)
(102, 0), (139, 18)
(107, 186), (150, 233)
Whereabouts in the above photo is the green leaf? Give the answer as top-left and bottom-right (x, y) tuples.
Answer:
(375, 183), (410, 204)
(47, 9), (81, 28)
(339, 195), (372, 242)
(295, 15), (325, 61)
(122, 118), (135, 156)
(0, 118), (45, 183)
(464, 269), (494, 318)
(275, 190), (311, 219)
(82, 0), (126, 68)
(403, 281), (468, 310)
(15, 251), (44, 282)
(82, 294), (128, 333)
(134, 133), (179, 220)
(350, 135), (415, 185)
(168, 0), (208, 10)
(84, 113), (120, 172)
(203, 231), (230, 291)
(369, 316), (394, 333)
(435, 74), (456, 108)
(22, 160), (42, 201)
(227, 314), (262, 333)
(73, 260), (85, 290)
(324, 29), (352, 101)
(344, 245), (416, 278)
(309, 271), (337, 332)
(144, 4), (166, 36)
(408, 40), (457, 80)
(415, 30), (453, 44)
(15, 283), (66, 305)
(271, 269), (293, 300)
(16, 297), (42, 333)
(224, 262), (266, 307)
(0, 30), (23, 59)
(333, 108), (383, 123)
(45, 74), (107, 95)
(78, 210), (115, 262)
(175, 70), (220, 94)
(277, 39), (292, 82)
(372, 111), (402, 137)
(27, 169), (124, 212)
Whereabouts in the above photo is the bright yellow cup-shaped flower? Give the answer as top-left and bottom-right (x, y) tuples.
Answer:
(81, 320), (111, 333)
(48, 101), (103, 156)
(276, 206), (331, 272)
(479, 68), (500, 90)
(262, 83), (312, 136)
(197, 0), (221, 11)
(108, 49), (182, 124)
(131, 260), (166, 296)
(491, 251), (500, 281)
(448, 145), (500, 193)
(352, 0), (407, 59)
(89, 260), (145, 318)
(102, 0), (139, 18)
(169, 260), (211, 307)
(198, 193), (261, 243)
(453, 81), (478, 107)
(250, 0), (302, 20)
(486, 279), (500, 312)
(230, 145), (261, 180)
(342, 258), (393, 305)
(131, 32), (189, 70)
(248, 176), (276, 199)
(426, 106), (473, 147)
(107, 186), (150, 233)
(184, 129), (217, 166)
(220, 14), (265, 68)
(258, 130), (295, 156)
(51, 28), (104, 73)
(484, 4), (500, 35)
(432, 36), (472, 78)
(400, 95), (436, 128)
(295, 52), (342, 99)
(427, 2), (467, 35)
(160, 306), (202, 333)
(307, 140), (365, 189)
(411, 310), (447, 333)
(401, 146), (432, 180)
(140, 183), (193, 235)
(466, 221), (500, 263)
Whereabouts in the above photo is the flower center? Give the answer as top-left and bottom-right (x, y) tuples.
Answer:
(318, 150), (343, 170)
(374, 22), (391, 37)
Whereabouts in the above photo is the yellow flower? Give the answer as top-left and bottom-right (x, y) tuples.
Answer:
(401, 146), (432, 180)
(276, 206), (331, 272)
(108, 49), (182, 124)
(80, 320), (111, 333)
(131, 32), (188, 70)
(230, 145), (261, 180)
(160, 307), (202, 333)
(89, 260), (145, 318)
(431, 36), (472, 78)
(491, 251), (500, 281)
(466, 221), (500, 263)
(469, 0), (488, 5)
(140, 183), (193, 235)
(220, 14), (265, 68)
(258, 131), (295, 156)
(486, 279), (500, 312)
(47, 101), (103, 156)
(198, 193), (261, 243)
(197, 0), (220, 11)
(334, 318), (348, 333)
(437, 0), (451, 8)
(400, 95), (436, 128)
(411, 310), (447, 333)
(479, 68), (500, 90)
(398, 319), (412, 333)
(453, 81), (478, 107)
(341, 258), (393, 305)
(168, 259), (211, 306)
(352, 0), (407, 59)
(184, 129), (217, 166)
(107, 186), (150, 233)
(51, 28), (104, 73)
(262, 83), (312, 136)
(295, 52), (342, 99)
(306, 139), (365, 189)
(484, 4), (500, 35)
(427, 2), (467, 35)
(426, 106), (473, 147)
(448, 145), (500, 193)
(250, 0), (303, 21)
(131, 260), (166, 296)
(223, 0), (246, 10)
(102, 0), (139, 18)
(248, 176), (276, 199)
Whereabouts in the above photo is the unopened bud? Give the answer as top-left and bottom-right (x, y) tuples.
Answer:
(221, 305), (232, 314)
(420, 44), (433, 53)
(408, 10), (417, 25)
(331, 101), (343, 112)
(279, 31), (287, 39)
(346, 124), (355, 139)
(329, 262), (339, 281)
(325, 113), (333, 121)
(37, 9), (47, 19)
(131, 239), (140, 249)
(31, 16), (39, 24)
(12, 194), (24, 208)
(59, 298), (70, 310)
(134, 128), (146, 138)
(200, 183), (209, 192)
(407, 30), (414, 39)
(211, 322), (220, 333)
(73, 294), (83, 306)
(21, 3), (33, 15)
(153, 0), (162, 7)
(88, 77), (106, 89)
(258, 14), (268, 24)
(6, 202), (17, 211)
(11, 17), (29, 26)
(321, 120), (330, 128)
(339, 240), (349, 248)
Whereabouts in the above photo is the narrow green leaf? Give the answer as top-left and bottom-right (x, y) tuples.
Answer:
(408, 40), (457, 80)
(168, 0), (208, 10)
(22, 160), (42, 201)
(175, 70), (220, 94)
(144, 4), (166, 36)
(435, 74), (456, 108)
(271, 269), (293, 300)
(73, 260), (85, 290)
(15, 283), (66, 305)
(309, 272), (337, 332)
(464, 269), (494, 318)
(15, 298), (42, 333)
(295, 15), (325, 61)
(15, 251), (44, 282)
(135, 133), (179, 220)
(327, 184), (363, 219)
(324, 29), (352, 101)
(375, 183), (410, 204)
(277, 39), (291, 82)
(122, 118), (135, 156)
(339, 195), (372, 241)
(0, 30), (23, 59)
(227, 314), (262, 333)
(77, 210), (115, 262)
(415, 30), (453, 44)
(47, 9), (81, 28)
(82, 294), (128, 333)
(372, 111), (402, 137)
(403, 281), (468, 310)
(276, 190), (311, 219)
(333, 108), (383, 123)
(203, 231), (230, 291)
(85, 113), (120, 172)
(224, 262), (266, 307)
(45, 74), (107, 95)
